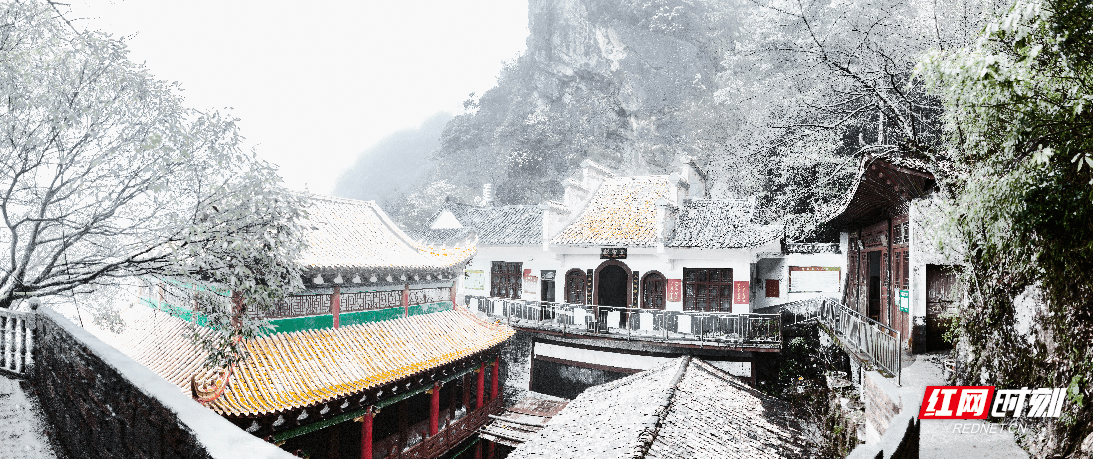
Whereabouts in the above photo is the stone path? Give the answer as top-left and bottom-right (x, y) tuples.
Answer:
(0, 375), (59, 459)
(899, 352), (1029, 458)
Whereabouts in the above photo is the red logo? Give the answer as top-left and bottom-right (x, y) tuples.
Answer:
(919, 386), (995, 419)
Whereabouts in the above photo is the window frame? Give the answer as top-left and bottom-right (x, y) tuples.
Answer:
(641, 271), (667, 309)
(682, 268), (734, 312)
(490, 261), (523, 299)
(564, 268), (586, 304)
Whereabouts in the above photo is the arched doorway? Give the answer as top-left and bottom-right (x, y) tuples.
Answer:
(595, 260), (631, 329)
(598, 265), (628, 307)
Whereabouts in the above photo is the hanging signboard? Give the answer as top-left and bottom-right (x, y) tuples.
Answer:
(600, 247), (627, 259)
(464, 269), (485, 290)
(898, 290), (910, 313)
(789, 266), (841, 293)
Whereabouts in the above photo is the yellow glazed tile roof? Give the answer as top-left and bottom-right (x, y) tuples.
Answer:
(109, 306), (513, 417)
(300, 194), (474, 271)
(551, 176), (672, 247)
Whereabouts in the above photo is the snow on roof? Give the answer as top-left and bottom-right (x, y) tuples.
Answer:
(104, 305), (513, 418)
(299, 194), (474, 271)
(416, 203), (544, 246)
(551, 176), (672, 247)
(667, 199), (782, 249)
(508, 356), (806, 459)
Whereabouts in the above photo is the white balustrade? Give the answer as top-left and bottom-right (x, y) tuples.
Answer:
(0, 307), (36, 376)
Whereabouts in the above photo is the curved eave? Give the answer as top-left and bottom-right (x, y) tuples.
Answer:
(826, 156), (935, 230)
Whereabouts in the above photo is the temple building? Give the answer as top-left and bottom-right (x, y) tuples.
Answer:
(416, 160), (845, 399)
(98, 194), (515, 458)
(417, 159), (843, 317)
(824, 153), (960, 351)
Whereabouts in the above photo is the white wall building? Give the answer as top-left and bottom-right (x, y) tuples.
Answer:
(417, 160), (845, 315)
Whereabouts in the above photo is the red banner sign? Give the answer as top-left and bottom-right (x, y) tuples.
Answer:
(733, 281), (749, 304)
(666, 279), (682, 302)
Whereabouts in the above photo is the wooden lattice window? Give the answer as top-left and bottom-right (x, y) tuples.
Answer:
(564, 269), (586, 304)
(903, 252), (910, 290)
(641, 272), (666, 309)
(683, 268), (733, 312)
(491, 262), (522, 299)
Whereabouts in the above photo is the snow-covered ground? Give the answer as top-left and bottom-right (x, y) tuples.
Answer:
(0, 376), (59, 459)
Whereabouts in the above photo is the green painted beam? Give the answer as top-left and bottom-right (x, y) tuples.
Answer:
(136, 299), (454, 333)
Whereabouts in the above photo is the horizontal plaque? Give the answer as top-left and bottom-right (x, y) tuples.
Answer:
(600, 247), (627, 259)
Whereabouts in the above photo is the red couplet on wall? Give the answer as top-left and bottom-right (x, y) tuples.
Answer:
(666, 279), (682, 302)
(733, 281), (750, 304)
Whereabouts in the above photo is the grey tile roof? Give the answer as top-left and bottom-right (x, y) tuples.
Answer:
(299, 195), (474, 271)
(416, 203), (544, 246)
(508, 357), (806, 459)
(667, 199), (782, 249)
(551, 176), (672, 247)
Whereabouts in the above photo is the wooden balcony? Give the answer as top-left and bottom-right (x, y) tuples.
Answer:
(398, 397), (504, 459)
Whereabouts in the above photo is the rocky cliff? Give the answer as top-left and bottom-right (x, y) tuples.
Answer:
(434, 0), (743, 205)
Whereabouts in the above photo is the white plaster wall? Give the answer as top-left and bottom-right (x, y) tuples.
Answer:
(910, 194), (965, 320)
(752, 251), (847, 310)
(460, 240), (818, 313)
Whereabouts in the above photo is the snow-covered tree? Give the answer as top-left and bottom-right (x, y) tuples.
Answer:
(0, 1), (306, 367)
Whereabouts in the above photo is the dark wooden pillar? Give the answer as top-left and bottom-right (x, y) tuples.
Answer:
(332, 286), (341, 329)
(398, 400), (408, 457)
(449, 376), (458, 421)
(476, 362), (486, 409)
(490, 358), (500, 402)
(360, 407), (374, 459)
(329, 421), (340, 459)
(429, 382), (440, 436)
(463, 372), (471, 414)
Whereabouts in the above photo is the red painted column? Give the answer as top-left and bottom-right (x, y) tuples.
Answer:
(488, 440), (496, 459)
(403, 283), (410, 318)
(490, 358), (500, 402)
(360, 407), (373, 459)
(474, 441), (483, 459)
(332, 286), (341, 329)
(476, 362), (485, 409)
(429, 382), (440, 436)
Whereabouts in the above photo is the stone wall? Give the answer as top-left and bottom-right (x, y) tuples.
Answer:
(32, 307), (292, 459)
(500, 329), (534, 404)
(863, 369), (902, 443)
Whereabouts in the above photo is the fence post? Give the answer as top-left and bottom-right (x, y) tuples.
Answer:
(24, 302), (36, 375)
(897, 330), (902, 386)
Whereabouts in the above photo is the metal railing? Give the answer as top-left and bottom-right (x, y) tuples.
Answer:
(465, 296), (781, 347)
(818, 300), (901, 380)
(0, 307), (36, 376)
